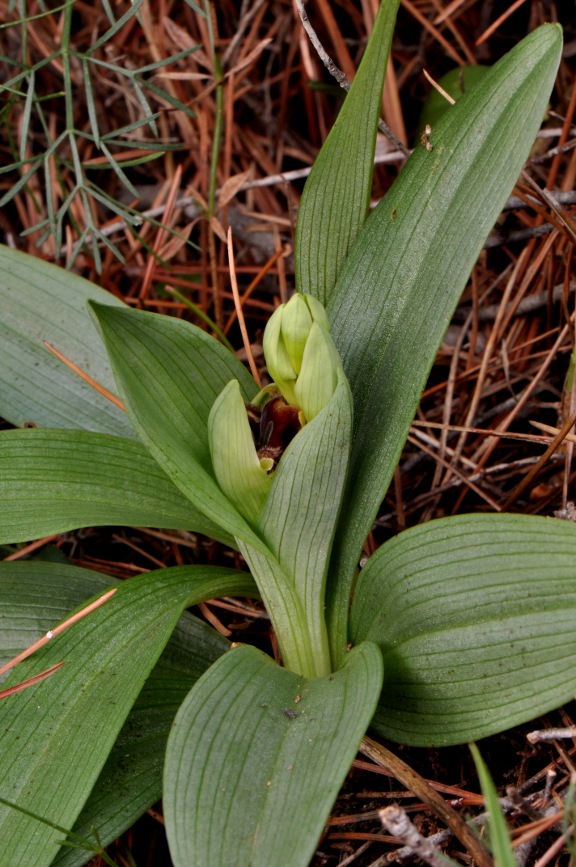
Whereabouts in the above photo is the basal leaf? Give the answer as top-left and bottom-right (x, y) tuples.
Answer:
(0, 429), (234, 547)
(0, 559), (230, 867)
(164, 641), (383, 867)
(0, 563), (253, 865)
(56, 617), (227, 866)
(295, 0), (401, 304)
(350, 513), (576, 746)
(90, 304), (268, 552)
(0, 561), (114, 668)
(0, 245), (133, 437)
(326, 25), (563, 662)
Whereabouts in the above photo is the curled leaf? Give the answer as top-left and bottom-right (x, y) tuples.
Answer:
(208, 379), (272, 523)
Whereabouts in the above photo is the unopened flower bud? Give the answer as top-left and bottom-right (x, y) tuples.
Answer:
(263, 293), (341, 421)
(208, 379), (273, 523)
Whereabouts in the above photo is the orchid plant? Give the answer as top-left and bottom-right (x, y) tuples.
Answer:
(0, 5), (574, 866)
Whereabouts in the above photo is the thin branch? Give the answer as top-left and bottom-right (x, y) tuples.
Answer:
(293, 0), (410, 157)
(360, 736), (493, 867)
(528, 726), (576, 744)
(379, 806), (458, 867)
(70, 182), (576, 252)
(0, 588), (117, 678)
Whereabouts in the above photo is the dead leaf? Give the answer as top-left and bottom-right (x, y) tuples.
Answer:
(184, 184), (208, 212)
(159, 223), (193, 261)
(154, 71), (211, 81)
(217, 167), (253, 210)
(210, 215), (228, 243)
(163, 16), (197, 51)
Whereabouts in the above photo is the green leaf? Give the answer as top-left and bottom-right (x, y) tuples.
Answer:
(0, 561), (114, 668)
(470, 744), (517, 867)
(295, 0), (401, 304)
(0, 245), (132, 437)
(57, 618), (228, 867)
(326, 24), (563, 662)
(350, 513), (576, 746)
(257, 374), (353, 673)
(83, 0), (145, 54)
(90, 304), (268, 552)
(164, 641), (383, 867)
(0, 428), (234, 547)
(0, 560), (230, 867)
(0, 563), (254, 865)
(208, 379), (272, 524)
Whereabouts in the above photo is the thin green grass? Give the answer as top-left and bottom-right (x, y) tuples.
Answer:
(0, 0), (200, 270)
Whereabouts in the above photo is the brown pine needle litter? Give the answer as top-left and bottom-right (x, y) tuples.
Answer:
(2, 1), (576, 863)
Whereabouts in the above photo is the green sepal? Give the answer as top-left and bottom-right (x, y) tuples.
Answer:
(294, 322), (342, 421)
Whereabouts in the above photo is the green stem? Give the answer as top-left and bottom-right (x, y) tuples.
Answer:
(238, 541), (332, 678)
(208, 56), (224, 217)
(204, 1), (224, 218)
(19, 0), (28, 65)
(61, 0), (75, 133)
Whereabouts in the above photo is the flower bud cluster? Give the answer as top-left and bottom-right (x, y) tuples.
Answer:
(263, 294), (342, 422)
(208, 293), (343, 522)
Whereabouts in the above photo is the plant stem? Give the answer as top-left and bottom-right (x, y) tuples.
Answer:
(239, 542), (332, 678)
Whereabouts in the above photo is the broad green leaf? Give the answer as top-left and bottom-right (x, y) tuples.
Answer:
(326, 25), (563, 662)
(0, 560), (230, 867)
(164, 641), (383, 867)
(470, 745), (517, 867)
(90, 303), (268, 553)
(57, 617), (227, 867)
(295, 0), (401, 304)
(257, 374), (353, 673)
(350, 513), (576, 746)
(0, 563), (254, 865)
(0, 245), (133, 437)
(0, 428), (234, 547)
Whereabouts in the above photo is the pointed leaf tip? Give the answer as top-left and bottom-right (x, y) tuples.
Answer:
(208, 380), (272, 523)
